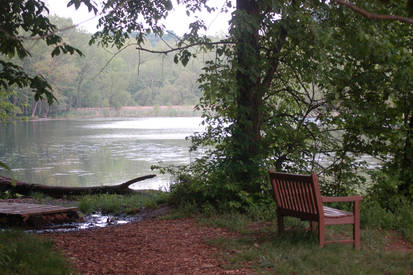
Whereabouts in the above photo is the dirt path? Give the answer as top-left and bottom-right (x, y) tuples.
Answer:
(46, 218), (252, 275)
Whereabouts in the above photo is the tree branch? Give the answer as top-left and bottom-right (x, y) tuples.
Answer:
(332, 0), (413, 24)
(135, 40), (234, 54)
(92, 43), (138, 79)
(261, 27), (288, 90)
(92, 40), (233, 80)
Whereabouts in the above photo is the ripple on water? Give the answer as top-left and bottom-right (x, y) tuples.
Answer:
(33, 167), (54, 172)
(82, 117), (205, 131)
(88, 133), (192, 140)
(10, 168), (26, 171)
(28, 212), (144, 234)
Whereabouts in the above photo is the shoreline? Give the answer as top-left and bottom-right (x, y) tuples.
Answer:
(7, 105), (202, 121)
(61, 105), (200, 119)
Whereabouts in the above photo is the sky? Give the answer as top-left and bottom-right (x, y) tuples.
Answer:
(45, 0), (233, 36)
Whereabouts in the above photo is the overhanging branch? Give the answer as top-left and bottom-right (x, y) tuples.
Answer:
(332, 0), (413, 25)
(92, 43), (138, 79)
(135, 40), (234, 54)
(92, 40), (233, 80)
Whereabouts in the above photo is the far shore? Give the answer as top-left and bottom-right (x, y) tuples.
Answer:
(15, 105), (202, 121)
(76, 105), (196, 112)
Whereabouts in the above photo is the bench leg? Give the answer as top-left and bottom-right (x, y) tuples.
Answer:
(353, 223), (360, 249)
(354, 201), (361, 249)
(277, 214), (284, 233)
(319, 222), (325, 248)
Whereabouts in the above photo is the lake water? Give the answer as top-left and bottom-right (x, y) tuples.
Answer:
(0, 117), (204, 190)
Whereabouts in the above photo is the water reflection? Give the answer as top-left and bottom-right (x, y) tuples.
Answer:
(28, 212), (144, 233)
(0, 117), (204, 190)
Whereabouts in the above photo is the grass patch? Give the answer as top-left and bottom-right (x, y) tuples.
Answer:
(199, 213), (413, 274)
(0, 230), (74, 275)
(78, 191), (164, 215)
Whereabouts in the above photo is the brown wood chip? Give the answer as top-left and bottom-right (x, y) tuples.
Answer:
(45, 218), (253, 274)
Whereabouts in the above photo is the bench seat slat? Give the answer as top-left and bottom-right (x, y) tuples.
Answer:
(323, 206), (353, 218)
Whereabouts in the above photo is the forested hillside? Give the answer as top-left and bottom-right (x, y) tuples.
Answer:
(1, 16), (209, 118)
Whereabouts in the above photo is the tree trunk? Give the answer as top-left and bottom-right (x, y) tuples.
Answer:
(231, 0), (262, 192)
(42, 101), (49, 118)
(31, 101), (39, 117)
(76, 65), (88, 108)
(0, 174), (156, 197)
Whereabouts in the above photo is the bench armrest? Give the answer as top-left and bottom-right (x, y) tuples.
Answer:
(322, 196), (363, 203)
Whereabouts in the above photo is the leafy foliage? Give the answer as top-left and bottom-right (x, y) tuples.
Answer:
(90, 0), (174, 48)
(159, 0), (413, 210)
(0, 0), (83, 104)
(159, 159), (271, 211)
(317, 1), (413, 198)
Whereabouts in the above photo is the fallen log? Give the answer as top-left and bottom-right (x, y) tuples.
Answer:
(0, 174), (156, 197)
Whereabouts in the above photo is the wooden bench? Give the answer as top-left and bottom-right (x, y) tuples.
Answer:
(268, 171), (362, 249)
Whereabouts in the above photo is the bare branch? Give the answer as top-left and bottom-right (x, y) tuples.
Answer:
(135, 40), (234, 54)
(332, 0), (413, 24)
(160, 36), (174, 50)
(91, 40), (233, 80)
(92, 43), (138, 79)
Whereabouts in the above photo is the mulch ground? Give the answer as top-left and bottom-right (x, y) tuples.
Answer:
(45, 218), (252, 275)
(3, 198), (412, 274)
(45, 217), (413, 275)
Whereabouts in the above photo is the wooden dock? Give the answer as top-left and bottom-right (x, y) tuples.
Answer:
(0, 202), (80, 228)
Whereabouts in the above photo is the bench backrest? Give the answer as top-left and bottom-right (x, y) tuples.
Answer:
(269, 171), (323, 216)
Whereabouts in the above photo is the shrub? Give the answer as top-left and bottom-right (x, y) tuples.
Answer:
(345, 168), (411, 240)
(159, 160), (271, 213)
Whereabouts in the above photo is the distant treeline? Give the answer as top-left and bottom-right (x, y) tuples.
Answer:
(2, 16), (214, 118)
(66, 105), (201, 118)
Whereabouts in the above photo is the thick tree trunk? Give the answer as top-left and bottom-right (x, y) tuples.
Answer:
(234, 0), (261, 154)
(231, 0), (288, 193)
(0, 174), (156, 197)
(232, 0), (262, 193)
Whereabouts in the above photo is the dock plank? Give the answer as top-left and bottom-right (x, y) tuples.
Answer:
(0, 202), (80, 228)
